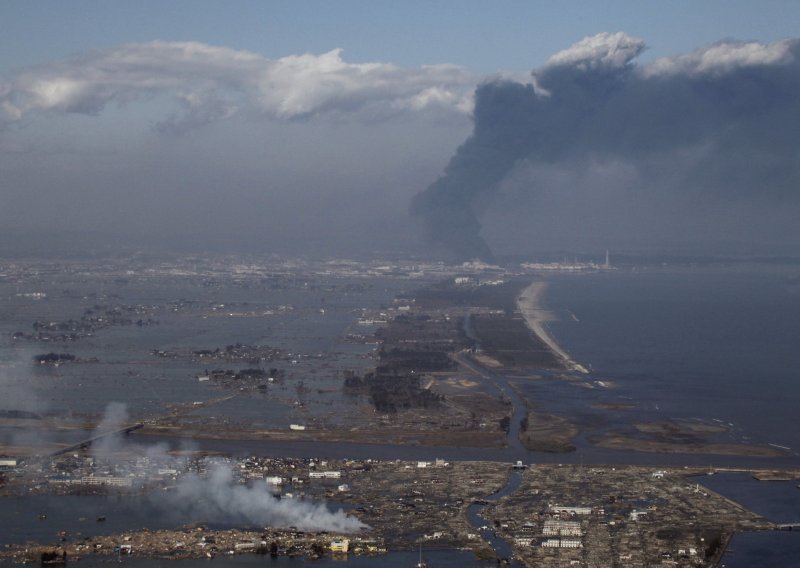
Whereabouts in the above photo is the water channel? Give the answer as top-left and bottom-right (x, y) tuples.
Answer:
(466, 469), (525, 567)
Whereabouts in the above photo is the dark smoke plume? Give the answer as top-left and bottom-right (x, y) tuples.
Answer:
(411, 32), (800, 260)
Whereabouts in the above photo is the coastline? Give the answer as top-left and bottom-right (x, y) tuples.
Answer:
(517, 281), (588, 374)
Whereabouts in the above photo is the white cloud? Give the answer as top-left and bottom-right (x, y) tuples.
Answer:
(643, 38), (797, 77)
(544, 32), (646, 71)
(0, 41), (476, 128)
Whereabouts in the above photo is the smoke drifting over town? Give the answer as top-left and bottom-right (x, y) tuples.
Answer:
(163, 464), (366, 533)
(90, 403), (364, 533)
(0, 353), (58, 450)
(412, 33), (800, 260)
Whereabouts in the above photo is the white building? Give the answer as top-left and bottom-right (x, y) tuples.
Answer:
(550, 505), (592, 516)
(543, 520), (582, 537)
(80, 476), (132, 487)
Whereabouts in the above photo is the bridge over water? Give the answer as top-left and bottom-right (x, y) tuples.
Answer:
(46, 423), (144, 457)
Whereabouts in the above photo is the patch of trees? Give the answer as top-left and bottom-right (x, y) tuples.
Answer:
(191, 343), (280, 364)
(498, 416), (511, 434)
(208, 367), (282, 381)
(471, 314), (563, 369)
(413, 278), (528, 313)
(343, 370), (443, 413)
(376, 348), (456, 375)
(33, 353), (75, 364)
(0, 409), (42, 419)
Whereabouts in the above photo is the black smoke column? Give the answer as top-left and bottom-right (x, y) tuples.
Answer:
(411, 82), (543, 262)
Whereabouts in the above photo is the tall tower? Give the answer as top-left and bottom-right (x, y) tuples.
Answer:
(604, 249), (610, 269)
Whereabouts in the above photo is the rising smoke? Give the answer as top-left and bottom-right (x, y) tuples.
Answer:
(411, 32), (800, 260)
(90, 402), (365, 533)
(0, 351), (54, 450)
(90, 401), (134, 459)
(162, 462), (366, 533)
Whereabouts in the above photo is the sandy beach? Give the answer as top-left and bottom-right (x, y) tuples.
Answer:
(517, 281), (588, 374)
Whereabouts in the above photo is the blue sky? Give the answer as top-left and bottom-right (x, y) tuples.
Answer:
(1, 1), (799, 257)
(2, 0), (799, 73)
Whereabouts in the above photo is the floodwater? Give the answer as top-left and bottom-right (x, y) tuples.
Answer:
(3, 261), (800, 564)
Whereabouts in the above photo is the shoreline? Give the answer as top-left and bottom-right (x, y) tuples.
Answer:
(517, 281), (588, 374)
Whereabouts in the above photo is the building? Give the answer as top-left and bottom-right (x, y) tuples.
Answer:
(550, 505), (592, 516)
(330, 539), (350, 553)
(541, 538), (582, 549)
(543, 520), (582, 537)
(80, 476), (132, 487)
(309, 470), (341, 479)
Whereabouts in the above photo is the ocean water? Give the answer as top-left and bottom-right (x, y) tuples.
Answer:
(721, 531), (800, 567)
(544, 264), (800, 454)
(696, 472), (800, 567)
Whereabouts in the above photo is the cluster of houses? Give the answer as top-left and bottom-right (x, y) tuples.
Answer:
(508, 504), (602, 549)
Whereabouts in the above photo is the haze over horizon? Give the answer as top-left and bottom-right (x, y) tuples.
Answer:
(2, 2), (799, 260)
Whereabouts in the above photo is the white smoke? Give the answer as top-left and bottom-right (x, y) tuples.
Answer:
(90, 402), (365, 533)
(162, 461), (367, 533)
(91, 402), (187, 465)
(90, 401), (135, 459)
(0, 350), (53, 450)
(0, 351), (49, 415)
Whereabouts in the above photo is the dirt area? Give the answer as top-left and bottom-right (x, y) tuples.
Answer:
(591, 402), (637, 411)
(593, 435), (784, 457)
(519, 412), (578, 453)
(635, 420), (729, 435)
(472, 353), (503, 368)
(591, 419), (786, 457)
(139, 423), (507, 448)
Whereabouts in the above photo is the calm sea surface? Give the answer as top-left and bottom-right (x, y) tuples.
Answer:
(546, 264), (800, 453)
